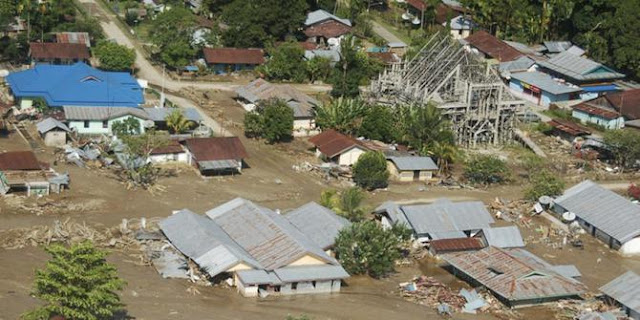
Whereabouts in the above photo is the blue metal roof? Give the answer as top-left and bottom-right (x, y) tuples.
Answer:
(6, 63), (144, 107)
(580, 84), (619, 93)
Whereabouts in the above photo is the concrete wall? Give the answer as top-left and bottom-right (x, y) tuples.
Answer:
(337, 147), (365, 166)
(572, 110), (625, 129)
(149, 152), (191, 164)
(387, 161), (434, 182)
(68, 115), (147, 135)
(43, 131), (67, 147)
(236, 279), (259, 297)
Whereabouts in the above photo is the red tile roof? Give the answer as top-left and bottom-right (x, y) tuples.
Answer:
(605, 89), (640, 120)
(430, 238), (485, 254)
(572, 103), (620, 120)
(304, 20), (352, 38)
(150, 140), (185, 155)
(465, 31), (523, 62)
(29, 42), (90, 60)
(202, 48), (265, 65)
(308, 129), (369, 158)
(548, 119), (591, 136)
(185, 137), (248, 161)
(0, 151), (44, 171)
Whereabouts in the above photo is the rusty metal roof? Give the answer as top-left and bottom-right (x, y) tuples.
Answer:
(203, 48), (264, 65)
(0, 151), (43, 171)
(185, 137), (248, 162)
(441, 247), (587, 303)
(304, 19), (352, 38)
(430, 237), (485, 253)
(465, 30), (523, 62)
(547, 119), (591, 136)
(308, 129), (369, 158)
(55, 32), (91, 47)
(572, 102), (620, 120)
(29, 42), (90, 60)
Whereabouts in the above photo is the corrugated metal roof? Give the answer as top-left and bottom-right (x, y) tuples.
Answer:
(400, 201), (494, 236)
(274, 265), (350, 282)
(185, 137), (248, 162)
(235, 79), (318, 119)
(158, 209), (262, 277)
(373, 201), (410, 226)
(537, 51), (625, 81)
(236, 269), (282, 285)
(481, 226), (525, 248)
(0, 151), (43, 171)
(498, 56), (535, 73)
(304, 20), (352, 38)
(202, 48), (265, 65)
(145, 107), (202, 122)
(304, 9), (351, 27)
(465, 30), (523, 62)
(56, 32), (91, 47)
(36, 117), (70, 134)
(554, 180), (640, 244)
(63, 106), (149, 121)
(430, 238), (485, 253)
(442, 247), (587, 302)
(308, 129), (368, 158)
(29, 42), (90, 60)
(205, 198), (336, 270)
(510, 71), (582, 95)
(449, 15), (473, 30)
(599, 271), (640, 314)
(547, 118), (592, 136)
(387, 156), (438, 171)
(543, 41), (572, 53)
(198, 159), (241, 170)
(548, 265), (581, 279)
(284, 202), (351, 250)
(430, 231), (467, 240)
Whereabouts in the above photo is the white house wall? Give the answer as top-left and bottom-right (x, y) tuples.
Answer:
(337, 147), (365, 166)
(68, 115), (147, 135)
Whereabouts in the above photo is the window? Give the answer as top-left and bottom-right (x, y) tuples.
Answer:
(102, 120), (108, 129)
(291, 282), (298, 290)
(83, 121), (90, 128)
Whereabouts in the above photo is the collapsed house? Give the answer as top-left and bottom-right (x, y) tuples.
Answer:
(0, 151), (69, 196)
(159, 198), (350, 297)
(599, 271), (640, 320)
(441, 247), (587, 307)
(553, 180), (640, 254)
(374, 199), (495, 245)
(370, 32), (524, 146)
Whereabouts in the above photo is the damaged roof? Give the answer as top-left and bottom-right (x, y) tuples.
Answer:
(554, 180), (640, 244)
(599, 271), (640, 314)
(430, 238), (485, 253)
(284, 202), (351, 250)
(547, 119), (591, 137)
(304, 19), (352, 38)
(441, 247), (587, 303)
(36, 117), (70, 134)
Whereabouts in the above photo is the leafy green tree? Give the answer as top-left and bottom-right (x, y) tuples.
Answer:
(319, 187), (366, 222)
(243, 99), (294, 143)
(119, 130), (169, 188)
(394, 104), (454, 150)
(314, 97), (368, 135)
(330, 35), (380, 98)
(463, 155), (510, 185)
(22, 241), (125, 320)
(93, 40), (136, 71)
(149, 7), (197, 69)
(603, 129), (640, 170)
(54, 17), (105, 43)
(524, 170), (565, 201)
(335, 220), (411, 278)
(260, 41), (307, 82)
(306, 56), (333, 83)
(358, 104), (395, 142)
(111, 117), (141, 137)
(353, 151), (389, 190)
(222, 0), (308, 48)
(165, 109), (194, 134)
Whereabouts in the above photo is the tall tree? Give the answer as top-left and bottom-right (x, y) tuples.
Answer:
(394, 104), (454, 150)
(352, 151), (389, 190)
(243, 98), (294, 143)
(149, 7), (197, 69)
(330, 36), (380, 98)
(23, 241), (125, 320)
(260, 41), (307, 82)
(314, 97), (368, 135)
(93, 40), (136, 72)
(358, 104), (395, 142)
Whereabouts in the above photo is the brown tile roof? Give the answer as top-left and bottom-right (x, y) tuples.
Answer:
(0, 151), (44, 171)
(150, 140), (185, 155)
(309, 129), (369, 158)
(304, 20), (352, 38)
(202, 48), (265, 65)
(548, 119), (591, 136)
(442, 247), (587, 302)
(29, 42), (90, 60)
(430, 237), (485, 254)
(572, 102), (620, 120)
(185, 137), (248, 161)
(465, 31), (523, 62)
(605, 89), (640, 120)
(367, 52), (401, 65)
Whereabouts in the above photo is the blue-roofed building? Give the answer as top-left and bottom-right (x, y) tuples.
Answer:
(508, 71), (581, 106)
(6, 62), (144, 110)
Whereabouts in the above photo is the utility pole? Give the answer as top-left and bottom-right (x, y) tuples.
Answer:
(161, 64), (166, 108)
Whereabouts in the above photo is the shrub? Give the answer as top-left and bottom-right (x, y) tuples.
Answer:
(334, 220), (411, 278)
(524, 170), (565, 201)
(352, 151), (390, 190)
(463, 155), (510, 185)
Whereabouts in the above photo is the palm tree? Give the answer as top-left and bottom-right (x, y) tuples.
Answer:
(423, 141), (462, 175)
(165, 109), (193, 134)
(339, 187), (365, 222)
(397, 103), (454, 150)
(314, 97), (368, 135)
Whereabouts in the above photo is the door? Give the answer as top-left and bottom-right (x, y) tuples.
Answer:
(413, 170), (420, 181)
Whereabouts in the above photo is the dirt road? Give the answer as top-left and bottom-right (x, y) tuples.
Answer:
(371, 20), (406, 45)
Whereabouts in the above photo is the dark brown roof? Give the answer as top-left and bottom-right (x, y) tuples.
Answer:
(407, 0), (427, 11)
(0, 151), (43, 171)
(185, 137), (248, 161)
(202, 48), (265, 65)
(606, 89), (640, 120)
(304, 20), (352, 38)
(572, 102), (620, 120)
(150, 140), (185, 155)
(430, 238), (485, 254)
(367, 52), (401, 65)
(308, 129), (369, 158)
(436, 3), (467, 24)
(465, 31), (523, 62)
(548, 119), (591, 136)
(29, 42), (90, 60)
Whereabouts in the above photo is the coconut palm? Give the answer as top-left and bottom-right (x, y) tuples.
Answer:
(396, 103), (454, 150)
(423, 141), (462, 175)
(314, 97), (368, 135)
(165, 109), (193, 134)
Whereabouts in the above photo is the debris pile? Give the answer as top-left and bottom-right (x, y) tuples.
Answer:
(489, 198), (534, 227)
(553, 298), (625, 320)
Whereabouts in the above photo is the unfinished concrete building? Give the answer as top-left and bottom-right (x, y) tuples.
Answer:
(370, 33), (524, 146)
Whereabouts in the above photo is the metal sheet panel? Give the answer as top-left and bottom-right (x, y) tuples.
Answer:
(284, 202), (351, 249)
(600, 271), (640, 314)
(274, 265), (350, 282)
(482, 226), (525, 248)
(401, 201), (494, 236)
